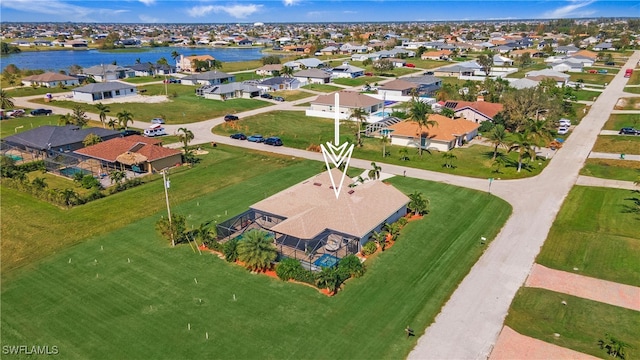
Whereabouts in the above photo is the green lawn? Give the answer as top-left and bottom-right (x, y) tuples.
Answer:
(232, 72), (266, 82)
(31, 84), (272, 124)
(1, 157), (511, 359)
(570, 73), (615, 86)
(506, 288), (640, 359)
(213, 110), (550, 179)
(333, 77), (384, 87)
(592, 135), (640, 155)
(302, 83), (342, 93)
(603, 114), (640, 130)
(580, 158), (640, 182)
(536, 186), (640, 286)
(623, 86), (640, 94)
(6, 86), (74, 97)
(573, 89), (601, 102)
(121, 76), (163, 84)
(270, 90), (315, 102)
(409, 59), (449, 70)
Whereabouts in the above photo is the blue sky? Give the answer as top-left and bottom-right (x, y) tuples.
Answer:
(1, 0), (637, 23)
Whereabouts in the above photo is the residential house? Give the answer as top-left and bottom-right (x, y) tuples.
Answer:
(83, 64), (134, 82)
(128, 63), (176, 77)
(177, 54), (215, 72)
(525, 69), (570, 86)
(306, 91), (383, 121)
(387, 114), (480, 152)
(339, 43), (368, 54)
(255, 64), (283, 76)
(330, 62), (365, 78)
(21, 72), (79, 88)
(402, 75), (443, 95)
(387, 58), (407, 67)
(593, 42), (615, 51)
(217, 169), (409, 265)
(236, 38), (253, 46)
(510, 49), (545, 58)
(556, 45), (580, 55)
(441, 99), (504, 123)
(2, 125), (121, 155)
(376, 79), (419, 97)
(319, 46), (339, 55)
(180, 71), (235, 86)
(74, 135), (182, 174)
(293, 69), (332, 85)
(72, 82), (138, 102)
(351, 53), (381, 62)
(493, 54), (514, 66)
(421, 50), (452, 60)
(63, 39), (88, 48)
(257, 76), (301, 91)
(433, 60), (482, 77)
(508, 78), (539, 90)
(196, 82), (261, 100)
(283, 58), (325, 70)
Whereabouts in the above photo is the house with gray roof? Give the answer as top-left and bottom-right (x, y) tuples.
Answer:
(127, 63), (176, 77)
(433, 60), (482, 77)
(180, 71), (235, 86)
(72, 82), (138, 102)
(330, 62), (365, 79)
(2, 125), (121, 154)
(402, 75), (443, 95)
(196, 82), (261, 100)
(21, 72), (79, 88)
(293, 69), (332, 85)
(306, 90), (383, 121)
(525, 69), (570, 86)
(283, 58), (325, 70)
(257, 76), (301, 91)
(83, 64), (134, 82)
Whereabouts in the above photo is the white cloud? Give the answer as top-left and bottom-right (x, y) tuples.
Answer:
(139, 0), (156, 6)
(542, 0), (596, 18)
(139, 14), (159, 23)
(187, 4), (262, 19)
(283, 0), (301, 6)
(1, 0), (125, 21)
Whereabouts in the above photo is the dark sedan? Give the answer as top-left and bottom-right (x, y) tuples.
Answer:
(264, 137), (283, 146)
(224, 114), (239, 121)
(30, 108), (53, 116)
(230, 133), (247, 140)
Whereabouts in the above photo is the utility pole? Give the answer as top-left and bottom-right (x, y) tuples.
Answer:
(162, 169), (174, 247)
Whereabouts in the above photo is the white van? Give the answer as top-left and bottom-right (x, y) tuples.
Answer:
(144, 124), (166, 137)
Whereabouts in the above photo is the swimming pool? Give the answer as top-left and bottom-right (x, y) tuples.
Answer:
(314, 254), (340, 268)
(372, 111), (392, 118)
(383, 100), (397, 106)
(5, 154), (23, 162)
(60, 167), (90, 177)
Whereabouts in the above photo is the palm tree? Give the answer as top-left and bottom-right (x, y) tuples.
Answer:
(407, 191), (429, 216)
(492, 152), (508, 174)
(399, 147), (410, 161)
(157, 57), (169, 66)
(349, 107), (368, 146)
(406, 98), (437, 158)
(94, 103), (110, 128)
(116, 110), (134, 130)
(487, 124), (508, 160)
(368, 162), (381, 180)
(171, 50), (180, 63)
(380, 132), (390, 157)
(315, 266), (341, 293)
(508, 131), (536, 172)
(107, 117), (119, 130)
(176, 127), (194, 151)
(525, 119), (555, 152)
(58, 188), (79, 208)
(0, 90), (14, 109)
(442, 152), (457, 168)
(109, 170), (126, 185)
(71, 106), (89, 127)
(58, 113), (73, 126)
(210, 59), (223, 70)
(383, 222), (402, 241)
(237, 229), (277, 272)
(371, 231), (387, 251)
(281, 65), (294, 78)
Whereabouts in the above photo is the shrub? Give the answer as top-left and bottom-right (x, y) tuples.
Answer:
(362, 241), (377, 256)
(276, 258), (304, 281)
(337, 254), (365, 280)
(396, 217), (408, 227)
(292, 268), (316, 284)
(80, 175), (101, 189)
(223, 238), (239, 263)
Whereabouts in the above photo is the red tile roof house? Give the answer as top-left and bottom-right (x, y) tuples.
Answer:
(215, 169), (410, 269)
(74, 135), (182, 175)
(306, 90), (384, 122)
(387, 114), (480, 152)
(441, 99), (504, 124)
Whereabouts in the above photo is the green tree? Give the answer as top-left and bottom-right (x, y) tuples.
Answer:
(371, 231), (387, 251)
(237, 229), (277, 272)
(58, 113), (74, 126)
(492, 152), (508, 174)
(108, 170), (126, 185)
(349, 107), (368, 147)
(406, 98), (437, 158)
(261, 55), (281, 65)
(380, 133), (390, 157)
(442, 152), (457, 168)
(407, 191), (429, 216)
(157, 57), (169, 66)
(0, 90), (15, 109)
(71, 106), (89, 127)
(487, 124), (509, 160)
(107, 117), (118, 130)
(508, 131), (536, 172)
(399, 147), (410, 161)
(315, 266), (341, 293)
(518, 52), (533, 69)
(155, 213), (186, 247)
(116, 110), (134, 130)
(82, 133), (102, 147)
(275, 258), (303, 281)
(383, 221), (402, 241)
(374, 58), (394, 71)
(477, 54), (493, 76)
(223, 238), (239, 262)
(281, 65), (294, 78)
(368, 161), (381, 180)
(171, 50), (180, 63)
(337, 254), (365, 278)
(176, 127), (194, 151)
(58, 188), (79, 208)
(599, 333), (628, 359)
(94, 103), (110, 129)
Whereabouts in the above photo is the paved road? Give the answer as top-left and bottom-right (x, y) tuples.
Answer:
(11, 53), (640, 358)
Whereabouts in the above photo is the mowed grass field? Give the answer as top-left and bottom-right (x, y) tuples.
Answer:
(1, 154), (511, 359)
(580, 158), (640, 182)
(29, 84), (273, 124)
(603, 113), (640, 130)
(592, 135), (640, 154)
(213, 110), (550, 179)
(505, 288), (640, 359)
(536, 186), (640, 287)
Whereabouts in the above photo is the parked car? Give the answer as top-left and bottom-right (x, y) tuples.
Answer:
(424, 71), (434, 75)
(260, 93), (273, 99)
(224, 114), (239, 121)
(558, 119), (571, 127)
(273, 96), (285, 102)
(405, 63), (416, 68)
(247, 134), (264, 143)
(619, 127), (638, 135)
(30, 108), (52, 116)
(364, 72), (374, 76)
(143, 124), (166, 137)
(605, 61), (616, 66)
(230, 133), (247, 140)
(598, 69), (608, 74)
(121, 129), (141, 137)
(151, 117), (165, 124)
(264, 137), (283, 146)
(7, 109), (25, 117)
(587, 69), (598, 74)
(557, 127), (569, 135)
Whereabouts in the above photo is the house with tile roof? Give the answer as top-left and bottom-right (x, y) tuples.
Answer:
(293, 69), (332, 85)
(525, 69), (570, 86)
(255, 64), (283, 76)
(177, 54), (215, 72)
(82, 64), (135, 82)
(306, 90), (384, 121)
(21, 72), (79, 88)
(72, 82), (138, 102)
(442, 99), (504, 123)
(377, 79), (419, 97)
(387, 114), (480, 152)
(420, 50), (452, 61)
(2, 125), (121, 154)
(216, 168), (409, 267)
(180, 71), (235, 86)
(74, 135), (182, 174)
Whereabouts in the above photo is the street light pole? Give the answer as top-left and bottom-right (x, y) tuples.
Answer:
(162, 169), (174, 247)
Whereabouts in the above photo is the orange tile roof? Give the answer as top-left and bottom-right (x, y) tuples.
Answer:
(74, 136), (180, 163)
(446, 100), (504, 119)
(185, 55), (215, 61)
(388, 114), (480, 142)
(422, 50), (452, 57)
(573, 49), (597, 60)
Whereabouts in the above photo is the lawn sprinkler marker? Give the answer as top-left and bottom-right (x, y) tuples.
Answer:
(188, 323), (191, 331)
(233, 294), (236, 301)
(320, 92), (354, 199)
(194, 278), (198, 284)
(68, 258), (71, 264)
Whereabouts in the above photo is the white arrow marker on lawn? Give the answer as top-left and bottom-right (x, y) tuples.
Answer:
(320, 92), (354, 199)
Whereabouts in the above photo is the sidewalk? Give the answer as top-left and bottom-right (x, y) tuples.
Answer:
(589, 151), (640, 161)
(576, 175), (638, 190)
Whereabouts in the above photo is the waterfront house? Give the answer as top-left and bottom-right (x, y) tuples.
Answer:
(72, 82), (138, 102)
(21, 72), (79, 88)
